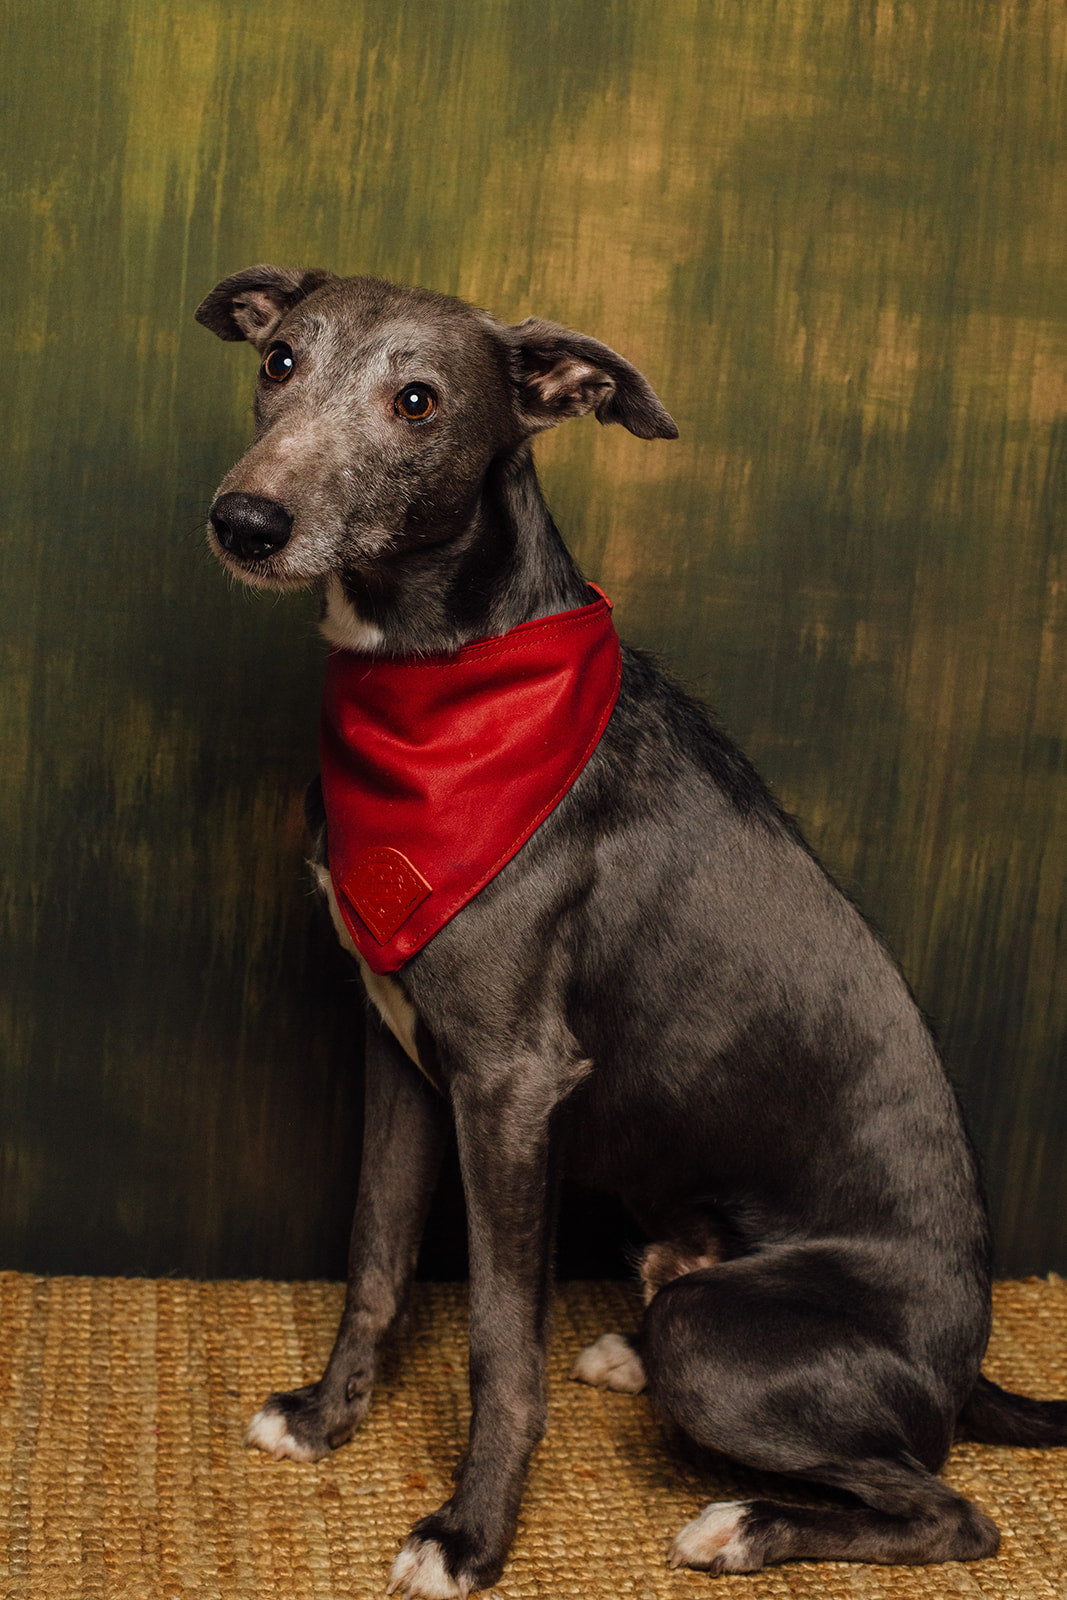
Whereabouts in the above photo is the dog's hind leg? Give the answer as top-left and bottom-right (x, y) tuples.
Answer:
(642, 1249), (998, 1572)
(571, 1224), (727, 1394)
(246, 1013), (449, 1461)
(668, 1466), (998, 1573)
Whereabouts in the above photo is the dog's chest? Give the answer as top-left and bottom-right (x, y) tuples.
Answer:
(314, 864), (426, 1076)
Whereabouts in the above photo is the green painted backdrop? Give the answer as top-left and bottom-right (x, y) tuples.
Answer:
(1, 0), (1064, 1278)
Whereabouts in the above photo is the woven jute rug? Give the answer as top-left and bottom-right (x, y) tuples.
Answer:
(1, 1274), (1066, 1599)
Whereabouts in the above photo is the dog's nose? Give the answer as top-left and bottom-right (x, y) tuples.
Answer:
(209, 492), (294, 560)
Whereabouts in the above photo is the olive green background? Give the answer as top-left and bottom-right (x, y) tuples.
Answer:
(1, 0), (1064, 1278)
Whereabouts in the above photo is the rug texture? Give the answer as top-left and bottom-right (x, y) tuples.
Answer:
(1, 1273), (1066, 1599)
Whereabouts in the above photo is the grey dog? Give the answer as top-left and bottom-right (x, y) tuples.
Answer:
(195, 266), (1066, 1599)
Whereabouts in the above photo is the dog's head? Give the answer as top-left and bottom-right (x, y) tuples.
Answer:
(195, 266), (677, 593)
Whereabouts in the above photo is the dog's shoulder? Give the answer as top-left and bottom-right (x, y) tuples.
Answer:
(604, 644), (800, 840)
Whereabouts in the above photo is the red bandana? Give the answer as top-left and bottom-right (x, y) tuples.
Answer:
(320, 592), (622, 974)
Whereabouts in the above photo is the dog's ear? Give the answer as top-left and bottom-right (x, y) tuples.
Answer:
(195, 265), (337, 349)
(506, 318), (678, 440)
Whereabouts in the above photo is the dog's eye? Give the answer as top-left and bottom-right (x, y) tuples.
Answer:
(262, 343), (295, 383)
(394, 384), (438, 422)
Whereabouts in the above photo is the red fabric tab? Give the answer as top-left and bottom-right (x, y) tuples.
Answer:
(320, 593), (621, 973)
(341, 848), (433, 944)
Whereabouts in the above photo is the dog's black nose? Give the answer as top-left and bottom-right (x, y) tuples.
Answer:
(209, 492), (294, 560)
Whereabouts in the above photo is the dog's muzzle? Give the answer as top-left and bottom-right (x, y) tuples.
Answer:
(209, 492), (293, 561)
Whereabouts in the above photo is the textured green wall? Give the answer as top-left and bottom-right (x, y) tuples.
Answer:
(1, 0), (1064, 1277)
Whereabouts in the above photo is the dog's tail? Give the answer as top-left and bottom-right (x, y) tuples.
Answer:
(956, 1374), (1067, 1446)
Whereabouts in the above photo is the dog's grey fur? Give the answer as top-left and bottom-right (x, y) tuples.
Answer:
(196, 267), (1067, 1597)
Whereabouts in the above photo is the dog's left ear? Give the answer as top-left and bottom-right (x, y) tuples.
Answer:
(506, 318), (678, 440)
(195, 265), (337, 349)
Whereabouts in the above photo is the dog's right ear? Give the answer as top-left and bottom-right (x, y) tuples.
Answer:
(505, 318), (678, 440)
(195, 265), (337, 349)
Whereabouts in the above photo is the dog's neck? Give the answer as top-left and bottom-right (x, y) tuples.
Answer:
(319, 443), (592, 657)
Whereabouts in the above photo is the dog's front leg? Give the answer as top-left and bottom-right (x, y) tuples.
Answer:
(246, 1013), (450, 1461)
(389, 1056), (570, 1600)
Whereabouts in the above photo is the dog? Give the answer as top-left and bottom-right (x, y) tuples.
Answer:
(195, 266), (1067, 1599)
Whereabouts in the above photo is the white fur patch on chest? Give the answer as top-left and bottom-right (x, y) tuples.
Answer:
(358, 959), (424, 1073)
(313, 864), (427, 1077)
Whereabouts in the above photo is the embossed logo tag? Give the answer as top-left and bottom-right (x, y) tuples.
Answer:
(342, 848), (433, 945)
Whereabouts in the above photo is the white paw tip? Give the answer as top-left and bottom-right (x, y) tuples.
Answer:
(668, 1501), (750, 1572)
(244, 1406), (320, 1462)
(387, 1536), (467, 1600)
(570, 1332), (647, 1393)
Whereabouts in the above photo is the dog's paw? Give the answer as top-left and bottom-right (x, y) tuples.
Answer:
(387, 1508), (507, 1598)
(245, 1401), (327, 1462)
(668, 1501), (757, 1574)
(570, 1332), (646, 1393)
(386, 1536), (468, 1599)
(244, 1381), (365, 1463)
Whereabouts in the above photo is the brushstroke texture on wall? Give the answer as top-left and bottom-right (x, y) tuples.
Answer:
(1, 0), (1064, 1275)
